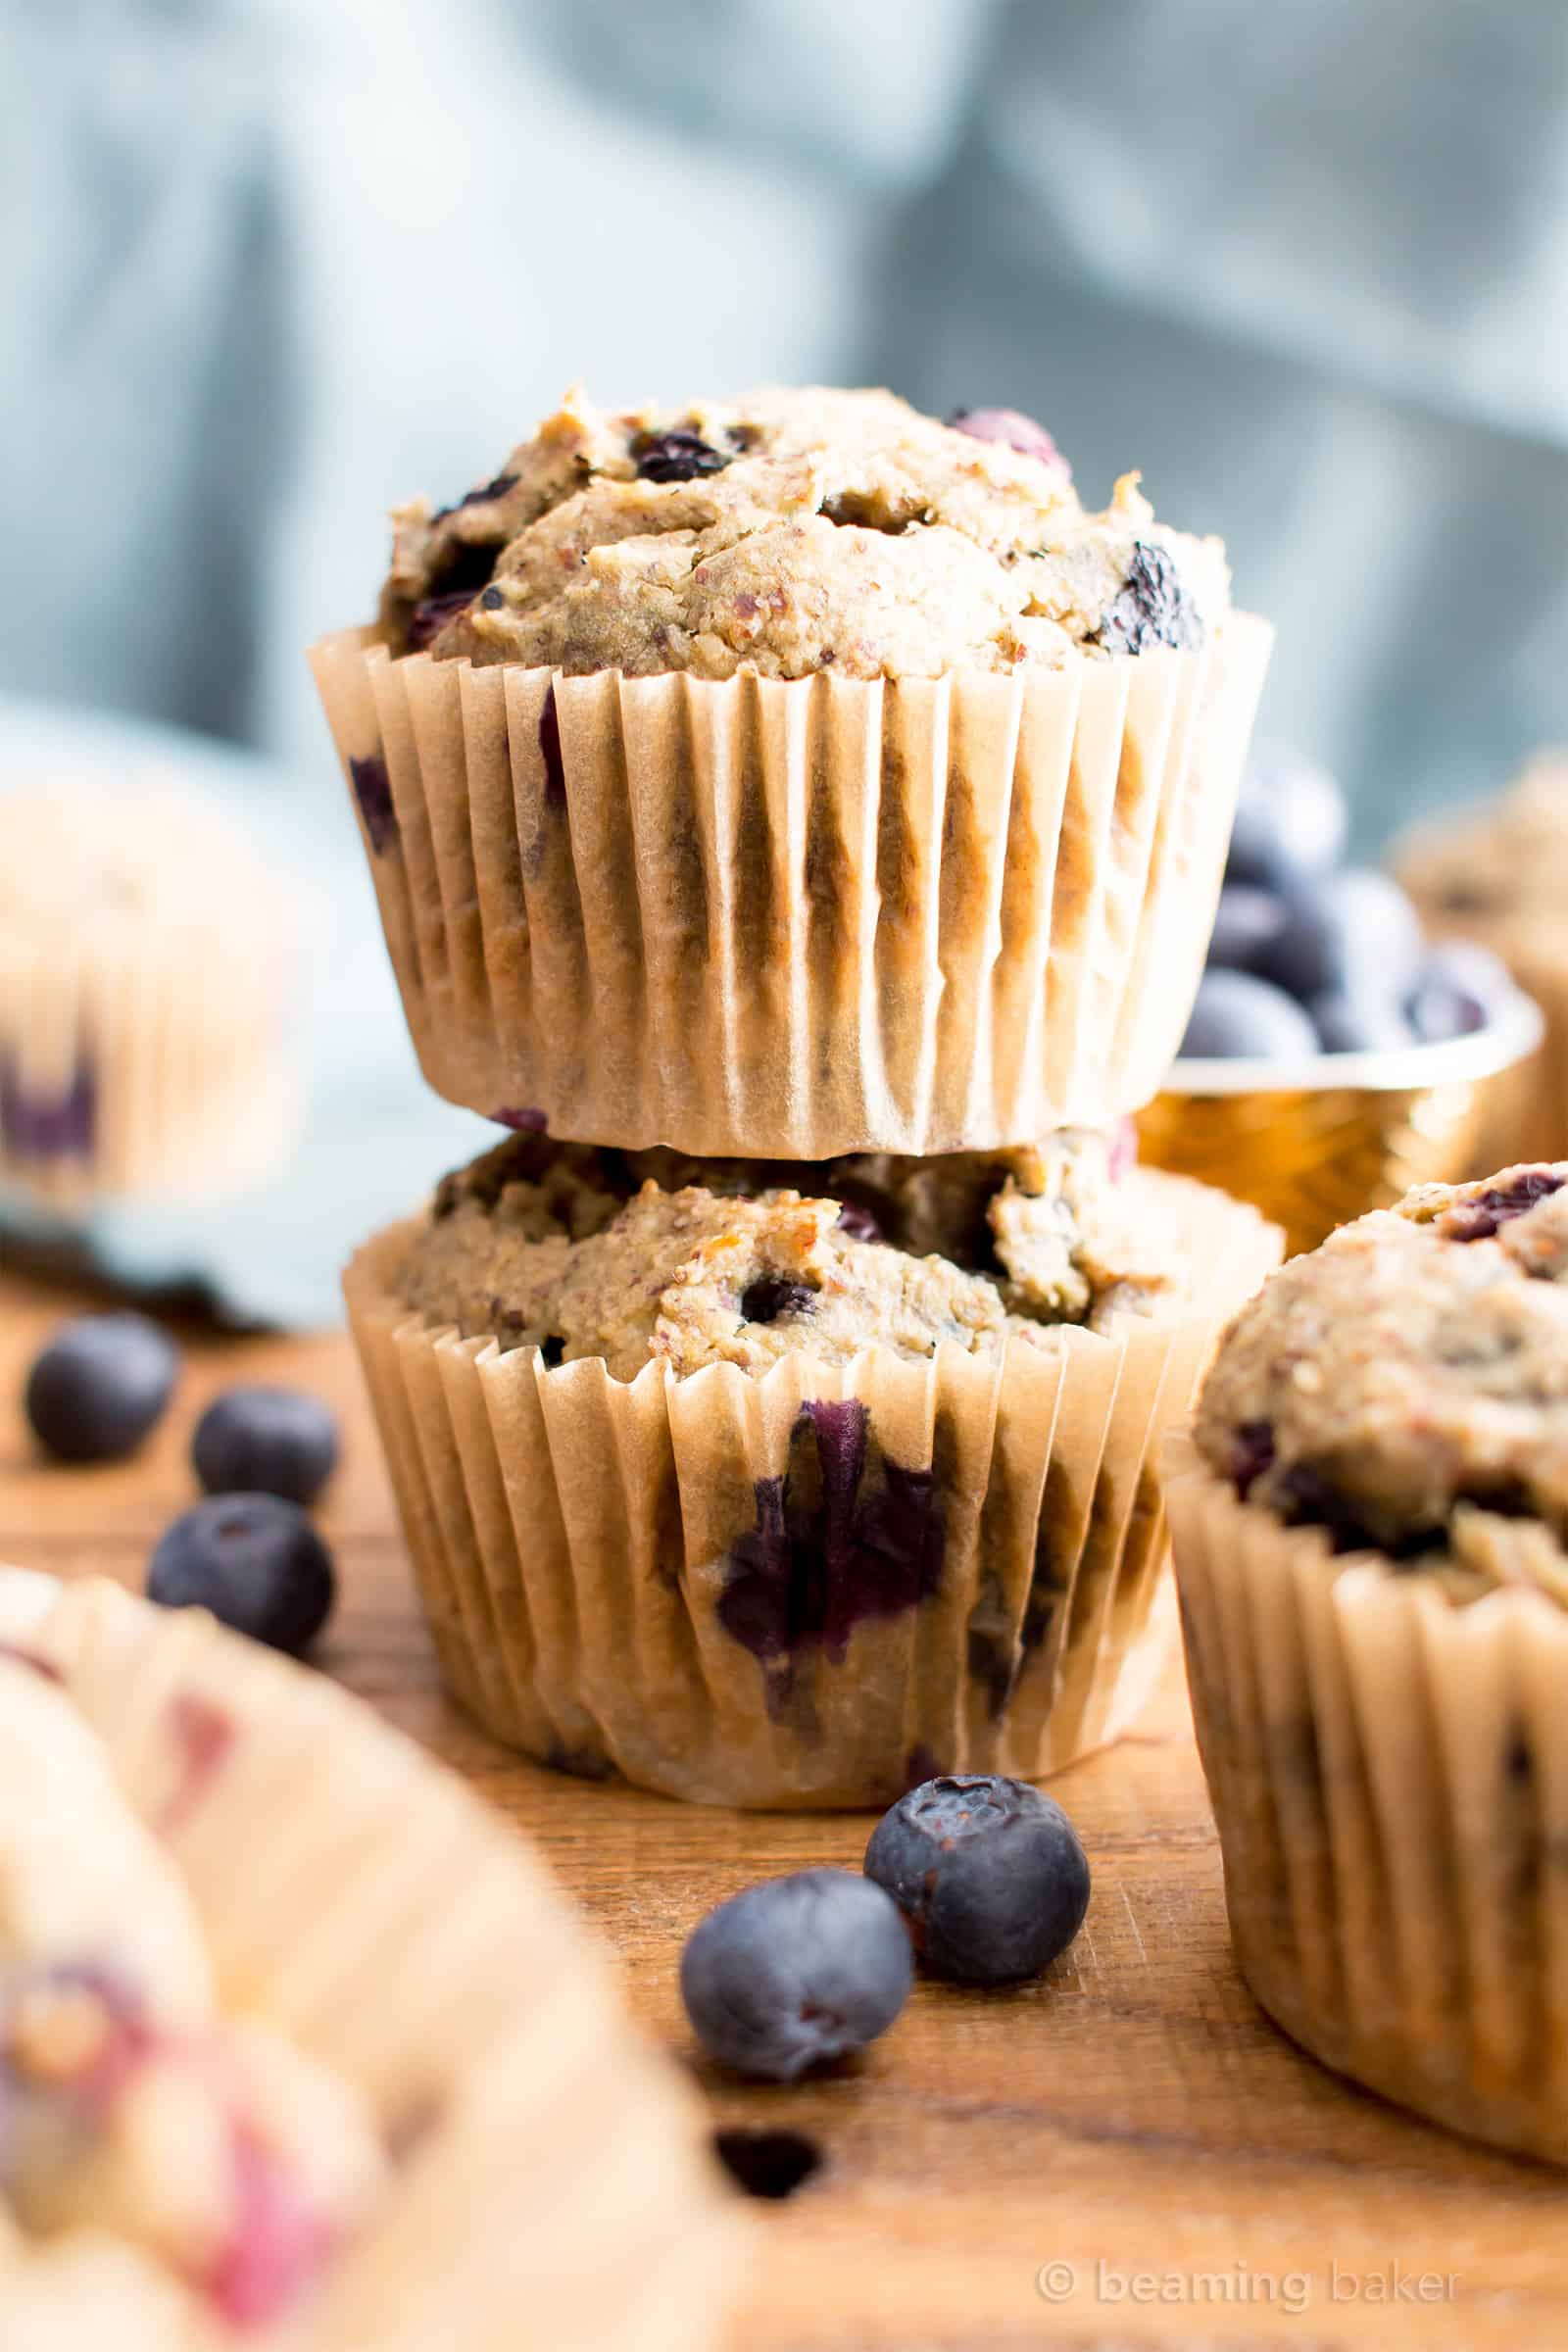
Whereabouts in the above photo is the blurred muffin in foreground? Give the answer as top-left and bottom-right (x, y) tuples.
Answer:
(0, 783), (298, 1213)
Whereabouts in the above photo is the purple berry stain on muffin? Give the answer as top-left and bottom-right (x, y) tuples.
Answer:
(717, 1399), (945, 1670)
(1231, 1418), (1277, 1498)
(739, 1276), (817, 1325)
(1095, 541), (1206, 655)
(1440, 1168), (1565, 1243)
(405, 588), (478, 654)
(348, 754), (397, 855)
(492, 1105), (549, 1134)
(0, 1054), (96, 1160)
(949, 406), (1068, 476)
(430, 470), (517, 525)
(158, 1690), (236, 1835)
(632, 427), (731, 483)
(208, 2124), (338, 2329)
(538, 683), (566, 808)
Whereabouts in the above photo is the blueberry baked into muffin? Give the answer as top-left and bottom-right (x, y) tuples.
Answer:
(1166, 1164), (1568, 2162)
(0, 784), (297, 1210)
(312, 385), (1273, 1154)
(346, 1130), (1282, 1806)
(0, 1572), (738, 2346)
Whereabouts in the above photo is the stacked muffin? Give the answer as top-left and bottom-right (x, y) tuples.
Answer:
(314, 385), (1281, 1805)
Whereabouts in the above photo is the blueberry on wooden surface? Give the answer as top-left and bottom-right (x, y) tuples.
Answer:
(148, 1495), (335, 1656)
(192, 1387), (339, 1509)
(24, 1314), (178, 1465)
(864, 1774), (1090, 1985)
(679, 1870), (911, 2081)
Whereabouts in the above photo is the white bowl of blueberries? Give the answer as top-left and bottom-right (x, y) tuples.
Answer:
(1179, 747), (1540, 1077)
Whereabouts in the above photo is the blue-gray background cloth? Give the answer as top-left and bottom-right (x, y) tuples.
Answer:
(3, 0), (1566, 1322)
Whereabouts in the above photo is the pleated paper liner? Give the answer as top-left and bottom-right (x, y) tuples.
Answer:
(1165, 1442), (1568, 2166)
(310, 615), (1273, 1157)
(0, 1569), (742, 2351)
(0, 911), (297, 1212)
(343, 1169), (1281, 1809)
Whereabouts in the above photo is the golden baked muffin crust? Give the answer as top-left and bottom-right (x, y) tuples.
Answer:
(1193, 1163), (1568, 1600)
(378, 385), (1229, 681)
(397, 1128), (1181, 1381)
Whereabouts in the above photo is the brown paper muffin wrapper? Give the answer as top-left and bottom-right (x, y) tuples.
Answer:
(0, 1568), (742, 2350)
(310, 616), (1273, 1155)
(0, 917), (297, 1212)
(343, 1170), (1281, 1809)
(1166, 1441), (1568, 2166)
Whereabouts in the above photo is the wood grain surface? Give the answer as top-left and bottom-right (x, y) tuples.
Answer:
(3, 1263), (1565, 2349)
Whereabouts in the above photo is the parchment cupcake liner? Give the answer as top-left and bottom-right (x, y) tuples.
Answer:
(310, 617), (1272, 1156)
(343, 1170), (1281, 1809)
(1166, 1442), (1568, 2166)
(0, 893), (297, 1212)
(0, 1568), (741, 2350)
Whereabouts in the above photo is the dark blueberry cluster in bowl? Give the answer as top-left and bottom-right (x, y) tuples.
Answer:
(1180, 749), (1515, 1061)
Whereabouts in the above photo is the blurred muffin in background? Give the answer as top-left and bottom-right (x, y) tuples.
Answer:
(1396, 750), (1568, 1164)
(0, 783), (298, 1213)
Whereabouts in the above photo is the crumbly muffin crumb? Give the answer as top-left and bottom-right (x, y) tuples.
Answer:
(378, 385), (1230, 682)
(398, 1130), (1179, 1382)
(1194, 1164), (1568, 1600)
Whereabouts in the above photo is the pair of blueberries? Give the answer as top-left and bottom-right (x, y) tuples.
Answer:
(681, 1775), (1091, 2082)
(24, 1314), (339, 1656)
(1182, 750), (1512, 1062)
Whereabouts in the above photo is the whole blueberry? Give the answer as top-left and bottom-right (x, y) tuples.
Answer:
(192, 1387), (339, 1507)
(147, 1495), (335, 1655)
(1179, 970), (1319, 1061)
(24, 1313), (178, 1464)
(1206, 884), (1292, 975)
(1309, 989), (1415, 1054)
(1226, 749), (1348, 892)
(679, 1869), (912, 2082)
(1260, 869), (1425, 1006)
(1405, 942), (1513, 1044)
(864, 1775), (1090, 1984)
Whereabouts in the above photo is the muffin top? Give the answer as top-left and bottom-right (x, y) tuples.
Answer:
(396, 1128), (1184, 1382)
(0, 785), (272, 935)
(377, 385), (1230, 682)
(0, 1650), (384, 2338)
(1194, 1164), (1568, 1601)
(1397, 749), (1568, 931)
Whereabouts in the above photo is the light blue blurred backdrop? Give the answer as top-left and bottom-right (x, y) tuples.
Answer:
(3, 0), (1566, 1318)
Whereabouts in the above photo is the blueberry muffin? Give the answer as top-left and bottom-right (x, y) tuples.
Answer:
(0, 784), (298, 1211)
(1396, 751), (1568, 1165)
(346, 1134), (1282, 1806)
(0, 1573), (739, 2347)
(378, 385), (1230, 679)
(312, 386), (1272, 1155)
(1166, 1164), (1568, 2162)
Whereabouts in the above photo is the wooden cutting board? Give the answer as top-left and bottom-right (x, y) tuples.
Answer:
(3, 1263), (1565, 2350)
